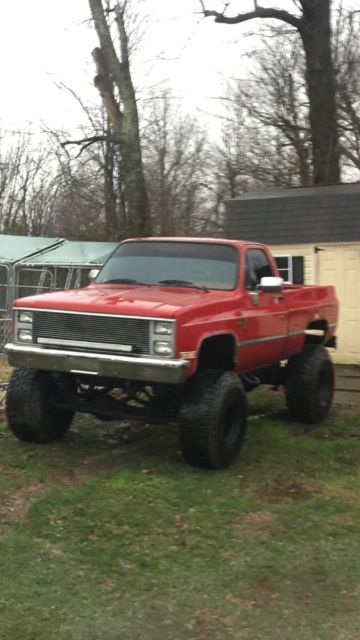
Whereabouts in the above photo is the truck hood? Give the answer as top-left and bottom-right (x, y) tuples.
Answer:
(13, 284), (232, 318)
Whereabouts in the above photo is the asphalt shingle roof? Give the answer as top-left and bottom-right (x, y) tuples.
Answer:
(225, 184), (360, 245)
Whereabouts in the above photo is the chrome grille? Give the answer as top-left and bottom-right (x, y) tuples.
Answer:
(32, 311), (150, 355)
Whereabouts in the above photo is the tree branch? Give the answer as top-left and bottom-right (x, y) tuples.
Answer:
(339, 143), (360, 169)
(56, 81), (99, 132)
(61, 135), (107, 158)
(200, 2), (301, 29)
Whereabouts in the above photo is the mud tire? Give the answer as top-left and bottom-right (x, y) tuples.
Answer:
(179, 370), (247, 469)
(5, 368), (75, 442)
(285, 345), (334, 423)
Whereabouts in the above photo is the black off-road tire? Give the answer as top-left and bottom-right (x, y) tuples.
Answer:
(5, 368), (75, 443)
(285, 345), (334, 423)
(179, 370), (248, 469)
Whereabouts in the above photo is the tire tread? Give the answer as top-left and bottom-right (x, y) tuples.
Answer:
(5, 368), (74, 442)
(179, 370), (247, 469)
(285, 345), (334, 423)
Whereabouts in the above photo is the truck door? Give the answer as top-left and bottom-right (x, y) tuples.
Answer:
(236, 248), (288, 370)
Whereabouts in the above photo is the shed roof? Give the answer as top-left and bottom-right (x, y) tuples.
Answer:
(0, 235), (63, 263)
(21, 240), (118, 266)
(225, 183), (360, 245)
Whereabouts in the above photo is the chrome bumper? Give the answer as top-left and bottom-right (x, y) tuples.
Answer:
(5, 343), (189, 384)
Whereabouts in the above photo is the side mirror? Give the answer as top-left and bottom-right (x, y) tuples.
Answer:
(257, 276), (284, 293)
(88, 268), (100, 282)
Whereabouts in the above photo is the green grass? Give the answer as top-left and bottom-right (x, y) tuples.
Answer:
(0, 389), (360, 640)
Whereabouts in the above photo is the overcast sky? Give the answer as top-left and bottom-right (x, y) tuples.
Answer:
(0, 0), (356, 137)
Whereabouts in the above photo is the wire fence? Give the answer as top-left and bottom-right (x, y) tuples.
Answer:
(0, 264), (96, 405)
(0, 263), (12, 404)
(0, 320), (12, 406)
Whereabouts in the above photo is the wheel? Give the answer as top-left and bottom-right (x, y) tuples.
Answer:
(284, 345), (334, 423)
(179, 370), (248, 469)
(5, 368), (75, 442)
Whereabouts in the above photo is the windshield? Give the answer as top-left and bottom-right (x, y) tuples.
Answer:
(96, 241), (238, 291)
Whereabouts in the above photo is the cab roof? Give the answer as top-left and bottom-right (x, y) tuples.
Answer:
(121, 237), (262, 248)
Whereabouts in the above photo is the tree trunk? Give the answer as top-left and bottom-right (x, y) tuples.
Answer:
(103, 121), (119, 238)
(201, 0), (341, 185)
(300, 1), (340, 184)
(114, 6), (151, 236)
(88, 0), (151, 237)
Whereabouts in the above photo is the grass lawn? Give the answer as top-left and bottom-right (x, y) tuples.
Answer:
(0, 388), (360, 640)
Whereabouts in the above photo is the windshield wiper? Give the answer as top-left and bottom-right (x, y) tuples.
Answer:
(101, 278), (149, 286)
(157, 279), (209, 292)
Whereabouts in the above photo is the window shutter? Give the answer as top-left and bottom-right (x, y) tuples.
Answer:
(292, 256), (304, 284)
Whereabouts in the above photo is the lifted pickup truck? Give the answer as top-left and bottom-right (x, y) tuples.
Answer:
(5, 238), (338, 469)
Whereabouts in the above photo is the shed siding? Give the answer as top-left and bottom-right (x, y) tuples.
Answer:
(318, 243), (360, 365)
(269, 241), (360, 365)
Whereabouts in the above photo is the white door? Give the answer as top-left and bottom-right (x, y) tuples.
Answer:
(318, 244), (360, 365)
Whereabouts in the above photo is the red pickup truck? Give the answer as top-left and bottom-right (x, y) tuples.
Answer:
(5, 238), (338, 469)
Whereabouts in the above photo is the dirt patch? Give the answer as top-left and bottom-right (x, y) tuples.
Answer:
(0, 419), (155, 531)
(0, 355), (12, 383)
(253, 576), (280, 606)
(252, 477), (321, 504)
(222, 548), (249, 564)
(324, 485), (360, 509)
(0, 356), (11, 415)
(0, 480), (46, 525)
(189, 609), (233, 640)
(0, 452), (122, 531)
(240, 510), (277, 530)
(49, 452), (121, 485)
(230, 577), (280, 610)
(234, 510), (286, 537)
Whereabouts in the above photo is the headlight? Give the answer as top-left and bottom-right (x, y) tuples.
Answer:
(19, 311), (33, 324)
(17, 329), (33, 343)
(154, 321), (173, 335)
(151, 320), (175, 356)
(153, 341), (172, 355)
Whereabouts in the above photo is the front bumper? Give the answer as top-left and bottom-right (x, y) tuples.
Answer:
(5, 343), (189, 384)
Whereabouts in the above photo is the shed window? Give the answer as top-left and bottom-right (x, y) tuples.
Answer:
(274, 256), (304, 284)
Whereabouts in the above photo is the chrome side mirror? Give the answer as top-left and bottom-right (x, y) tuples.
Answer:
(257, 276), (284, 293)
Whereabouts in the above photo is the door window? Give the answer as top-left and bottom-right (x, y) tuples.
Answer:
(245, 249), (274, 291)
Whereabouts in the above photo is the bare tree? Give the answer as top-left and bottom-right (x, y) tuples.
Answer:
(88, 0), (150, 236)
(199, 0), (340, 185)
(212, 93), (254, 202)
(0, 133), (25, 233)
(54, 86), (123, 239)
(211, 84), (303, 219)
(335, 8), (360, 174)
(0, 125), (115, 241)
(47, 146), (108, 241)
(0, 133), (60, 236)
(142, 90), (210, 235)
(240, 33), (312, 185)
